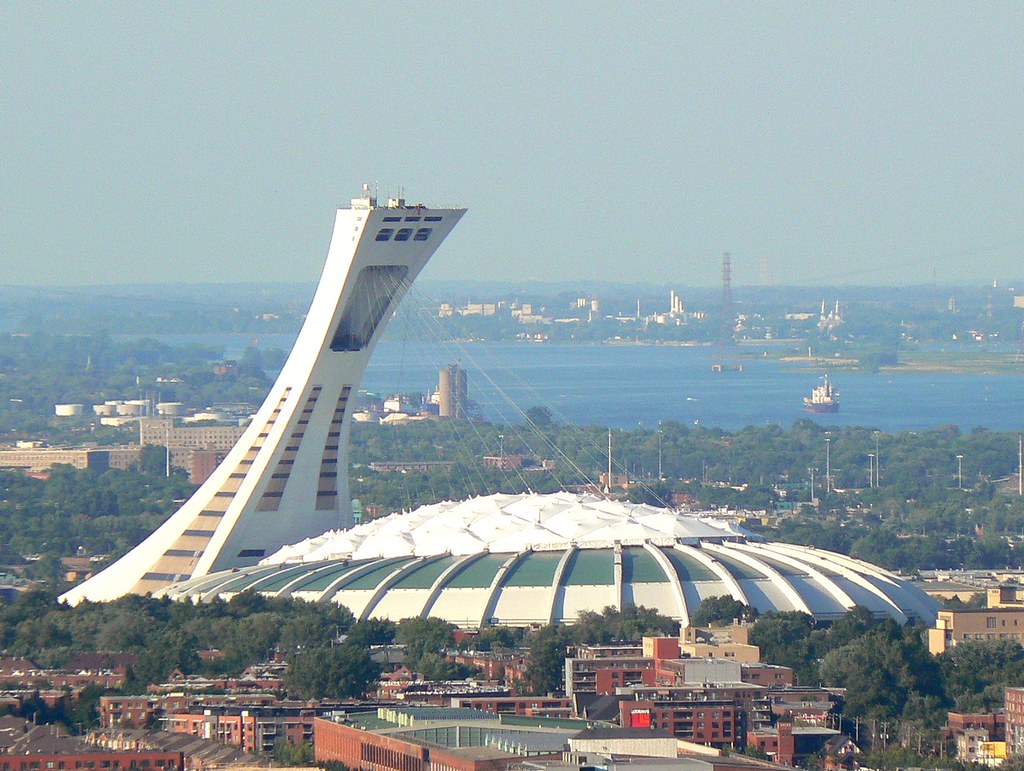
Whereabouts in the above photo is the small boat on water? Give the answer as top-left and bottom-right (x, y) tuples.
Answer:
(804, 373), (839, 413)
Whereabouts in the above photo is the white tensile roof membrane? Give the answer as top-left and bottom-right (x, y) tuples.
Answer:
(262, 491), (753, 564)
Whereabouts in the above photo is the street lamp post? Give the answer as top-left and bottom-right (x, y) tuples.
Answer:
(498, 434), (504, 468)
(808, 467), (816, 502)
(658, 424), (663, 480)
(957, 454), (964, 490)
(825, 437), (832, 493)
(868, 453), (875, 489)
(874, 431), (881, 486)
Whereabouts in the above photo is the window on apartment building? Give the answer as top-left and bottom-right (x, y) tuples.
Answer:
(988, 617), (998, 628)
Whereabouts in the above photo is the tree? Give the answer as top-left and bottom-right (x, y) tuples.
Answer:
(272, 739), (314, 765)
(524, 624), (571, 695)
(525, 405), (554, 428)
(571, 605), (678, 644)
(396, 617), (455, 672)
(690, 596), (757, 627)
(346, 618), (397, 648)
(818, 624), (943, 723)
(748, 612), (816, 683)
(416, 652), (476, 681)
(284, 644), (381, 699)
(939, 639), (1024, 712)
(139, 445), (169, 476)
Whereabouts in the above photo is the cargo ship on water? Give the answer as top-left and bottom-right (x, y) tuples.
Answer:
(804, 373), (839, 413)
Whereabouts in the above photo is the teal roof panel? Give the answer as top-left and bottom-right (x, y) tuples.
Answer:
(622, 547), (669, 583)
(445, 553), (509, 588)
(563, 549), (613, 586)
(390, 556), (459, 589)
(502, 551), (562, 587)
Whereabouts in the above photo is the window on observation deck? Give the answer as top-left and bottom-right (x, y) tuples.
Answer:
(330, 265), (410, 351)
(383, 216), (401, 222)
(375, 228), (393, 241)
(394, 228), (413, 242)
(414, 228), (432, 241)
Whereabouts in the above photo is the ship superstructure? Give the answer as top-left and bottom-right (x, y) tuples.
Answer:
(804, 373), (839, 413)
(61, 188), (466, 604)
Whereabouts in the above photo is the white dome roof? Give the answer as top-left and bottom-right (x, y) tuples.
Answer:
(162, 492), (939, 628)
(261, 492), (752, 564)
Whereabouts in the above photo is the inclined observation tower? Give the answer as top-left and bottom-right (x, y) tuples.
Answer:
(61, 189), (466, 604)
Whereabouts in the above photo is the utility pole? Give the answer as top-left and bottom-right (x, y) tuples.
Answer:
(868, 453), (875, 489)
(808, 467), (816, 502)
(957, 454), (964, 489)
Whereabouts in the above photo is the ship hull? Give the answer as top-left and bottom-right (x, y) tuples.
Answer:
(804, 403), (839, 413)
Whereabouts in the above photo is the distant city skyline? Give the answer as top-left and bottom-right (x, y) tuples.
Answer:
(2, 3), (1021, 288)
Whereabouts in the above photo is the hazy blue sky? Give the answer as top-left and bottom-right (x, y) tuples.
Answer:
(2, 3), (1021, 287)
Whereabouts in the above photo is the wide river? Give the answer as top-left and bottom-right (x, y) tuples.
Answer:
(141, 333), (1024, 433)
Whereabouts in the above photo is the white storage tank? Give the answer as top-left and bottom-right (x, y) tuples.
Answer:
(187, 411), (230, 423)
(55, 403), (84, 417)
(93, 404), (116, 416)
(156, 402), (185, 416)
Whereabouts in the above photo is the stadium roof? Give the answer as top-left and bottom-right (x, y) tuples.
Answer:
(161, 492), (938, 628)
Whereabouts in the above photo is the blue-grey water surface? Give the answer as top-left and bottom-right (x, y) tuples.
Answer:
(141, 334), (1024, 433)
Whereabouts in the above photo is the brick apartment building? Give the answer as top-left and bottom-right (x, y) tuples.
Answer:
(450, 697), (572, 718)
(0, 717), (183, 771)
(166, 705), (319, 754)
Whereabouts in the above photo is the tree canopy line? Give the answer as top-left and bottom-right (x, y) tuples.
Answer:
(5, 582), (1024, 761)
(0, 589), (680, 721)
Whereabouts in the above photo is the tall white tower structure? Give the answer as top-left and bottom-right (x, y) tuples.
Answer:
(61, 190), (466, 604)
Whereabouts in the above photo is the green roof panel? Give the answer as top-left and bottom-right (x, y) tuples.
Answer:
(288, 561), (378, 593)
(250, 561), (334, 592)
(444, 553), (509, 588)
(563, 549), (613, 586)
(390, 556), (460, 589)
(622, 547), (669, 583)
(335, 558), (417, 591)
(662, 548), (721, 582)
(502, 551), (563, 587)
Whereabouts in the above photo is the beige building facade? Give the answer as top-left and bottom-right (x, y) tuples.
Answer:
(0, 447), (141, 474)
(929, 608), (1024, 655)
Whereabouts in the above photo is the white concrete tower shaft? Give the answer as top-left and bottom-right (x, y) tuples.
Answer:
(61, 194), (466, 604)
